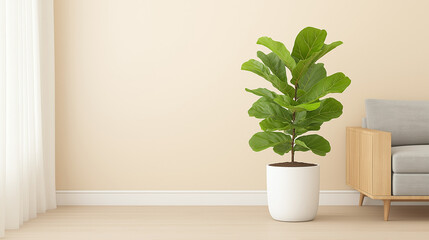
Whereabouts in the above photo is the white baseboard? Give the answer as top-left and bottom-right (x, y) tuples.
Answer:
(56, 190), (269, 206)
(56, 190), (429, 206)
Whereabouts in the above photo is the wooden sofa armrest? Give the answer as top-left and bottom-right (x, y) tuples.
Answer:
(346, 127), (392, 197)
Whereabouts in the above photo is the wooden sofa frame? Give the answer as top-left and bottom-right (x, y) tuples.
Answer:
(346, 127), (429, 221)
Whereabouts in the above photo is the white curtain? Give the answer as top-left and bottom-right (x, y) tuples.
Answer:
(0, 0), (56, 237)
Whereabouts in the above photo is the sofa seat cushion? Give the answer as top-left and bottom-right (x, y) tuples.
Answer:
(392, 145), (429, 173)
(393, 173), (429, 195)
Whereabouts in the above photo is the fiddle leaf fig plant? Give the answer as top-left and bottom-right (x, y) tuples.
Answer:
(242, 27), (350, 162)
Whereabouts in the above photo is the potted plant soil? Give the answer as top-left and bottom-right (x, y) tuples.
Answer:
(241, 27), (350, 221)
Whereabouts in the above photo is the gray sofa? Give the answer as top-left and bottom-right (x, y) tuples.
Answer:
(363, 99), (429, 196)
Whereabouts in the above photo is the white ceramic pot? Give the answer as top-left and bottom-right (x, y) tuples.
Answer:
(266, 164), (320, 221)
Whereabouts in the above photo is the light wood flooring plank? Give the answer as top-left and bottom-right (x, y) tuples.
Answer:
(4, 206), (429, 240)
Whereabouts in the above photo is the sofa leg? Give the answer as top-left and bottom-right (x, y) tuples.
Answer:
(383, 200), (391, 221)
(359, 193), (365, 206)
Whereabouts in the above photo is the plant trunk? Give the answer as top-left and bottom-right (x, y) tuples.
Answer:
(291, 81), (298, 163)
(291, 113), (296, 163)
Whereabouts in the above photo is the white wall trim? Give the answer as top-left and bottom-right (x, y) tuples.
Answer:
(56, 190), (429, 206)
(56, 190), (268, 206)
(53, 190), (368, 206)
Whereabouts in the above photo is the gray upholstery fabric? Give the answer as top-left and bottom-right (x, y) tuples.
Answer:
(365, 99), (429, 146)
(392, 145), (429, 173)
(361, 118), (367, 128)
(393, 173), (429, 195)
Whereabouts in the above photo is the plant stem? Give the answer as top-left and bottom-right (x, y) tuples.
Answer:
(291, 113), (296, 163)
(291, 81), (299, 163)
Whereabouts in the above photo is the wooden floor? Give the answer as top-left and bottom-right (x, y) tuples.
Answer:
(4, 206), (429, 239)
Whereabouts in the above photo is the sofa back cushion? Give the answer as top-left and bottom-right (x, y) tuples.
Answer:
(365, 99), (429, 146)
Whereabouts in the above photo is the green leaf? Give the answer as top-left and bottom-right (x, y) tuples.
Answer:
(274, 95), (321, 112)
(257, 51), (287, 82)
(257, 37), (296, 71)
(303, 98), (343, 124)
(299, 72), (351, 103)
(298, 63), (327, 92)
(292, 27), (327, 61)
(291, 98), (343, 135)
(273, 95), (294, 107)
(295, 134), (331, 156)
(241, 59), (294, 97)
(290, 41), (342, 86)
(267, 75), (295, 97)
(294, 145), (310, 152)
(294, 111), (307, 122)
(241, 59), (270, 79)
(295, 102), (321, 111)
(248, 97), (292, 121)
(245, 88), (278, 100)
(313, 41), (343, 62)
(290, 53), (319, 85)
(249, 132), (291, 152)
(259, 118), (291, 131)
(289, 122), (322, 136)
(273, 143), (292, 155)
(296, 89), (306, 99)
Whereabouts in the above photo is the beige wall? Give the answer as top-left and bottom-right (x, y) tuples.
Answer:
(54, 0), (429, 190)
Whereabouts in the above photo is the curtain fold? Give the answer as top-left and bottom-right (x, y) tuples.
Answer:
(0, 0), (56, 237)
